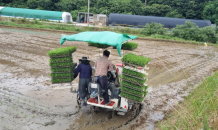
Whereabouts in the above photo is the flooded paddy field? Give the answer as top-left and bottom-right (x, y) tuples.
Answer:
(0, 27), (218, 130)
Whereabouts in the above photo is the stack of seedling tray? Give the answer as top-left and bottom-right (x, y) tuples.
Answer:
(120, 53), (151, 102)
(48, 46), (76, 84)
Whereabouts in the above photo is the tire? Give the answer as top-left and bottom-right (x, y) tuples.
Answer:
(77, 93), (81, 106)
(90, 106), (100, 113)
(132, 103), (140, 118)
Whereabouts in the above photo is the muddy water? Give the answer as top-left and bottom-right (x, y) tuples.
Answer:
(0, 28), (218, 130)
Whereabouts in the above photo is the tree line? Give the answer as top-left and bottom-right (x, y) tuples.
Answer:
(0, 0), (218, 24)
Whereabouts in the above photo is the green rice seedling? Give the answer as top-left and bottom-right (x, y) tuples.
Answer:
(51, 77), (74, 83)
(122, 75), (146, 85)
(0, 101), (2, 106)
(123, 68), (146, 79)
(51, 66), (73, 72)
(88, 42), (110, 48)
(47, 46), (76, 57)
(120, 92), (145, 102)
(121, 86), (146, 97)
(50, 71), (73, 78)
(121, 81), (147, 91)
(122, 42), (138, 50)
(50, 55), (72, 63)
(49, 61), (72, 67)
(122, 53), (151, 67)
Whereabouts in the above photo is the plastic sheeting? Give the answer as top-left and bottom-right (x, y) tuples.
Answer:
(0, 7), (63, 21)
(108, 13), (211, 28)
(60, 31), (138, 57)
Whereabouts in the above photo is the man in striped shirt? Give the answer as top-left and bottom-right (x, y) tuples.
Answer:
(94, 50), (116, 105)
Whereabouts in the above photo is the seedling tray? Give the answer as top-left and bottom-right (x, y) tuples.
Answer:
(121, 81), (148, 91)
(120, 92), (145, 103)
(51, 67), (73, 72)
(48, 46), (76, 57)
(120, 96), (143, 104)
(51, 70), (73, 74)
(51, 66), (71, 69)
(51, 76), (72, 79)
(51, 78), (74, 84)
(122, 53), (150, 67)
(122, 73), (145, 80)
(50, 59), (72, 63)
(121, 90), (145, 98)
(49, 54), (72, 58)
(122, 75), (146, 85)
(122, 62), (144, 68)
(122, 79), (143, 87)
(52, 80), (73, 84)
(122, 84), (144, 92)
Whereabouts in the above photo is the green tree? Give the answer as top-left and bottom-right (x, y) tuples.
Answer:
(140, 22), (167, 36)
(27, 0), (38, 9)
(166, 9), (183, 18)
(203, 0), (218, 24)
(55, 0), (77, 12)
(143, 4), (171, 17)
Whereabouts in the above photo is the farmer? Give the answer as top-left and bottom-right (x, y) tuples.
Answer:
(94, 50), (116, 105)
(74, 56), (92, 106)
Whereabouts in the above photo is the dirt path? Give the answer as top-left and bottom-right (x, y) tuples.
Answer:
(0, 28), (218, 130)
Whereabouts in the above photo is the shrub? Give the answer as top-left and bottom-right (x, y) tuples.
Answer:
(34, 20), (40, 25)
(172, 21), (217, 43)
(88, 42), (110, 48)
(11, 18), (15, 22)
(47, 46), (76, 56)
(122, 53), (151, 67)
(21, 18), (26, 23)
(201, 26), (217, 43)
(140, 22), (167, 36)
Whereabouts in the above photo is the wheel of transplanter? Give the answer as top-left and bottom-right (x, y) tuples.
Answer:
(111, 110), (118, 118)
(132, 103), (140, 118)
(90, 106), (100, 113)
(76, 93), (81, 106)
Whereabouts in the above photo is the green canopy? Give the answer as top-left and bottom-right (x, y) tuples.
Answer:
(60, 31), (138, 57)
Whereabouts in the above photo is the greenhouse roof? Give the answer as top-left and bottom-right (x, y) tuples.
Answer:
(109, 13), (211, 28)
(0, 7), (63, 20)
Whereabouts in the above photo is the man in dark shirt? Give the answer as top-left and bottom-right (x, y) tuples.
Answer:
(74, 57), (92, 106)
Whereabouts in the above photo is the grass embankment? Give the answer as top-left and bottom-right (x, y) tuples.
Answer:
(0, 17), (211, 45)
(157, 72), (218, 130)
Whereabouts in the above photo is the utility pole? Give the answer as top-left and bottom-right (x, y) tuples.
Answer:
(88, 0), (90, 26)
(145, 0), (147, 7)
